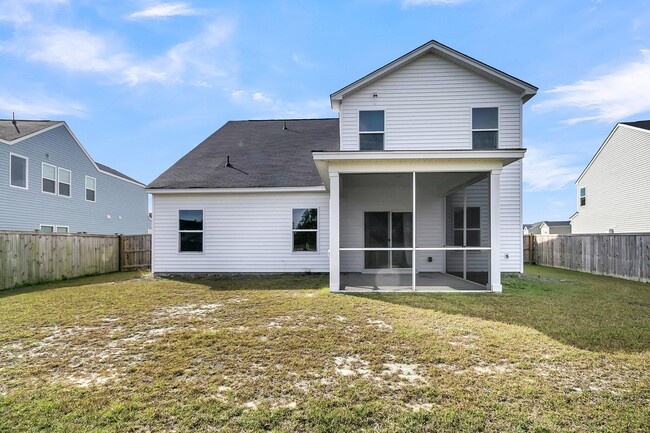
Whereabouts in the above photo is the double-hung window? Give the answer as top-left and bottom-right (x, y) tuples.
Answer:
(472, 107), (498, 149)
(292, 208), (317, 252)
(579, 187), (586, 206)
(85, 176), (96, 202)
(359, 110), (384, 150)
(453, 207), (481, 247)
(179, 210), (203, 252)
(58, 168), (71, 197)
(9, 154), (28, 189)
(42, 163), (57, 194)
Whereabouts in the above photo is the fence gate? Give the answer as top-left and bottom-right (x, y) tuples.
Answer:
(119, 234), (152, 271)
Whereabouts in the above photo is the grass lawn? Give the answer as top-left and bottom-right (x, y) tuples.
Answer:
(0, 265), (648, 432)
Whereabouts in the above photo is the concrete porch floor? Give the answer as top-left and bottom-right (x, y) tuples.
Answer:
(340, 272), (489, 292)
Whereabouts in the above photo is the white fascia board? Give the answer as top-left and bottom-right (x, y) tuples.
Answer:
(147, 186), (327, 194)
(330, 40), (537, 105)
(313, 149), (526, 162)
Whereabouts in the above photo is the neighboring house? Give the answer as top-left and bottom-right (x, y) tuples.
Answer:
(1, 119), (149, 234)
(148, 40), (538, 292)
(571, 120), (650, 234)
(524, 221), (571, 235)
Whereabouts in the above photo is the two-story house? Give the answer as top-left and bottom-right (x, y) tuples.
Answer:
(147, 40), (537, 292)
(571, 120), (650, 234)
(1, 119), (149, 234)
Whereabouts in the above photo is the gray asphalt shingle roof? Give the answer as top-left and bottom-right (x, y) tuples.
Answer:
(0, 120), (61, 142)
(96, 162), (144, 185)
(147, 119), (340, 189)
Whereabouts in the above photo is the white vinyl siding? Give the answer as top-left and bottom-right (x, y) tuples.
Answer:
(500, 161), (523, 272)
(339, 53), (522, 151)
(572, 126), (650, 234)
(152, 192), (330, 273)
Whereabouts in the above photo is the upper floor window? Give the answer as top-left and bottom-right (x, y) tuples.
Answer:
(85, 176), (96, 202)
(42, 163), (57, 194)
(359, 110), (384, 150)
(9, 153), (28, 189)
(292, 208), (318, 252)
(58, 168), (71, 197)
(472, 107), (498, 149)
(179, 210), (203, 252)
(579, 187), (586, 206)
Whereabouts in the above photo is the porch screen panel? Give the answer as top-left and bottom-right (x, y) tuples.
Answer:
(364, 212), (389, 269)
(391, 212), (412, 268)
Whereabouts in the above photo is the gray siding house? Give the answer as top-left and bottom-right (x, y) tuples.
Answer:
(1, 119), (149, 234)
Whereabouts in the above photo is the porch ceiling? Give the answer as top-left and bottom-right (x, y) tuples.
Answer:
(312, 149), (525, 190)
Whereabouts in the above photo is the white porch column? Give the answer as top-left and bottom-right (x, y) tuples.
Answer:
(329, 172), (340, 292)
(489, 169), (502, 292)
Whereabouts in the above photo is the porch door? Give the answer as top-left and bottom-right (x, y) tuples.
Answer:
(364, 211), (413, 270)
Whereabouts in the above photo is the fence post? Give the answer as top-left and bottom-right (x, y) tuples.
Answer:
(118, 234), (124, 272)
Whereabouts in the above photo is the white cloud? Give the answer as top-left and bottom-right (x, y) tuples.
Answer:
(228, 89), (330, 118)
(523, 147), (582, 192)
(0, 92), (86, 118)
(533, 49), (650, 124)
(0, 20), (235, 87)
(0, 0), (67, 25)
(401, 0), (467, 6)
(292, 53), (316, 68)
(127, 2), (199, 20)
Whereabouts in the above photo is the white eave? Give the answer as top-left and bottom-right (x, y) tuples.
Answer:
(147, 186), (327, 194)
(330, 40), (538, 111)
(312, 149), (525, 189)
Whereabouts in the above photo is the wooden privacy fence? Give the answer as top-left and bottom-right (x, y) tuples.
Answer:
(0, 232), (151, 291)
(524, 234), (650, 283)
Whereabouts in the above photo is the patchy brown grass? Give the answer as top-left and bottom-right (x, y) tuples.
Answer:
(0, 268), (648, 432)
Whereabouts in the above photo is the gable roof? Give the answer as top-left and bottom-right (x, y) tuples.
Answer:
(330, 40), (538, 109)
(1, 118), (145, 187)
(147, 119), (340, 190)
(0, 120), (62, 143)
(540, 221), (571, 227)
(95, 162), (143, 185)
(620, 120), (650, 131)
(576, 121), (650, 183)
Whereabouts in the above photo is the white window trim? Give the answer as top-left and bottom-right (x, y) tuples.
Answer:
(56, 225), (70, 233)
(470, 106), (500, 150)
(9, 152), (28, 190)
(178, 209), (204, 254)
(579, 186), (586, 207)
(358, 109), (385, 151)
(39, 224), (55, 232)
(58, 167), (71, 198)
(85, 175), (97, 202)
(291, 208), (319, 253)
(41, 162), (57, 195)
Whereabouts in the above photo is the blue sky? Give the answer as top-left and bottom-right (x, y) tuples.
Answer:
(1, 0), (649, 223)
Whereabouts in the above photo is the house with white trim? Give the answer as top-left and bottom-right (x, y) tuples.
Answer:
(1, 119), (149, 234)
(148, 40), (538, 292)
(571, 120), (650, 234)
